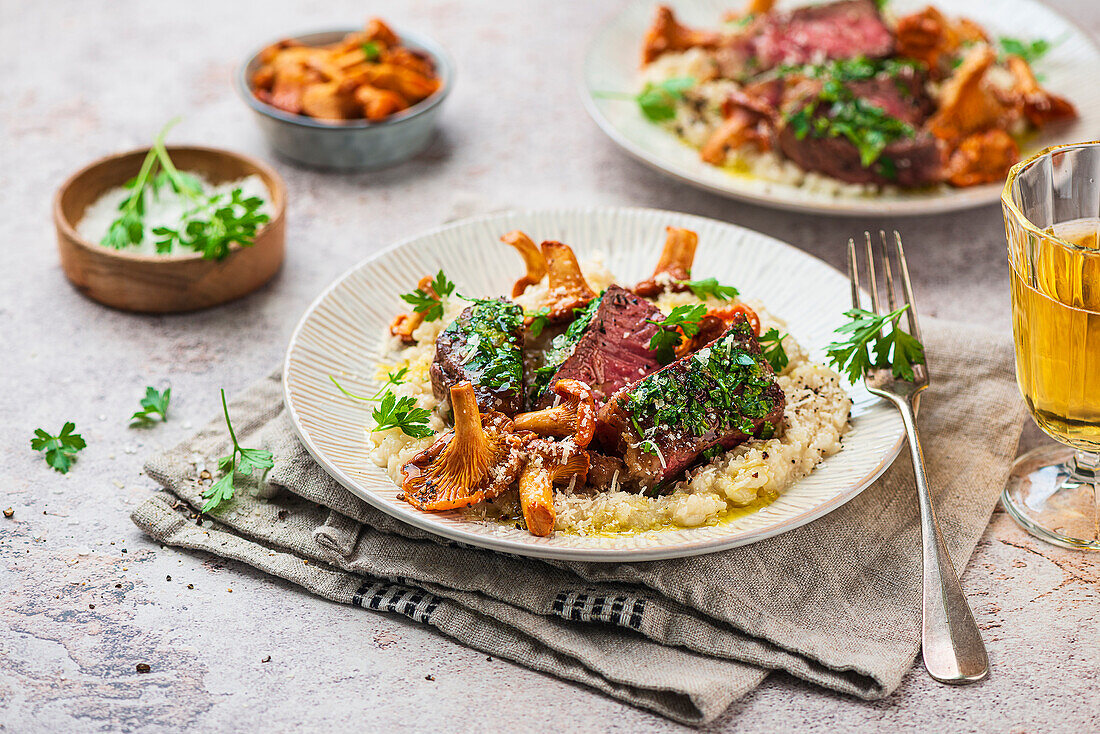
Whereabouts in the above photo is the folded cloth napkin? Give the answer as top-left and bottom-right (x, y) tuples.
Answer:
(131, 318), (1027, 725)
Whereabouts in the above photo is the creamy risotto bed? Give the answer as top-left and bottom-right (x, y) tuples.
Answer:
(367, 256), (851, 535)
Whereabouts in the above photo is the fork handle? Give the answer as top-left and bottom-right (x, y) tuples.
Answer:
(894, 396), (989, 684)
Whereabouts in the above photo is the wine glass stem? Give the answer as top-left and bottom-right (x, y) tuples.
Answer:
(1071, 450), (1100, 482)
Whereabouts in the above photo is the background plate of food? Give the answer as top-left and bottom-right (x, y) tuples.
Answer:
(284, 207), (905, 561)
(582, 0), (1100, 215)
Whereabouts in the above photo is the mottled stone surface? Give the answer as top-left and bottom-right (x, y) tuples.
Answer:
(1, 0), (1098, 731)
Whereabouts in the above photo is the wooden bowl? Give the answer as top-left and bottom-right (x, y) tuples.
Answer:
(54, 146), (287, 313)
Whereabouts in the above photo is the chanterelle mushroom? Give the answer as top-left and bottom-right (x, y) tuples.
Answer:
(1005, 55), (1076, 128)
(517, 438), (590, 537)
(512, 379), (597, 447)
(502, 231), (548, 297)
(927, 44), (1014, 143)
(634, 227), (698, 297)
(642, 5), (721, 65)
(401, 383), (524, 511)
(390, 275), (439, 344)
(541, 241), (597, 323)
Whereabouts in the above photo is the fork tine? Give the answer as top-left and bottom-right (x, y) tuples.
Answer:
(878, 230), (898, 313)
(893, 230), (923, 342)
(864, 231), (880, 315)
(847, 238), (861, 311)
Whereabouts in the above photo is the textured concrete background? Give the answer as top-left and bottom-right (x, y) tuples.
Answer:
(2, 0), (1098, 731)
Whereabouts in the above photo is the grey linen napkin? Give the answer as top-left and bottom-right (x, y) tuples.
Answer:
(131, 318), (1027, 725)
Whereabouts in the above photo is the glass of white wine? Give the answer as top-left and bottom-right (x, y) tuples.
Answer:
(1003, 141), (1100, 550)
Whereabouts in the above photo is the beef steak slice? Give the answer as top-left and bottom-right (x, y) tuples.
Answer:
(431, 298), (524, 416)
(597, 314), (785, 492)
(751, 0), (895, 70)
(531, 285), (664, 408)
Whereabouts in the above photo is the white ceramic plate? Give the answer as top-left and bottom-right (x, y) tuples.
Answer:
(284, 208), (905, 561)
(582, 0), (1100, 216)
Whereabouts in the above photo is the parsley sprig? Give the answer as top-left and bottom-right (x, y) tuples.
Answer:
(101, 118), (269, 260)
(594, 77), (697, 122)
(758, 328), (789, 373)
(372, 392), (434, 439)
(330, 367), (408, 401)
(130, 386), (171, 426)
(681, 277), (739, 301)
(825, 306), (925, 383)
(30, 422), (86, 474)
(999, 35), (1064, 64)
(400, 270), (455, 322)
(202, 389), (275, 513)
(648, 303), (707, 364)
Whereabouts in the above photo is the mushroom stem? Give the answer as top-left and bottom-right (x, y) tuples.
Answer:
(634, 227), (698, 297)
(518, 466), (555, 537)
(502, 230), (548, 297)
(540, 241), (597, 322)
(444, 383), (493, 490)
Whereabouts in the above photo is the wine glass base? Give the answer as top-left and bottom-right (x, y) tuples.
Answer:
(1003, 444), (1100, 551)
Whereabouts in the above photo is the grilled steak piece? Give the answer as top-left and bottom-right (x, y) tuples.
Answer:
(597, 314), (785, 492)
(776, 68), (942, 186)
(431, 298), (524, 416)
(531, 285), (664, 408)
(717, 0), (894, 76)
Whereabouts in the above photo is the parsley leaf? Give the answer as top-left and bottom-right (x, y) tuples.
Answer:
(372, 391), (434, 439)
(758, 328), (789, 372)
(593, 77), (697, 123)
(130, 386), (171, 426)
(202, 389), (275, 513)
(825, 306), (925, 383)
(152, 188), (270, 260)
(526, 307), (551, 337)
(30, 422), (86, 474)
(361, 40), (382, 62)
(999, 35), (1061, 64)
(681, 277), (739, 301)
(400, 270), (455, 322)
(647, 303), (707, 364)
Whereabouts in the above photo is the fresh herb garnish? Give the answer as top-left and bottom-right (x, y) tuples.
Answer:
(758, 328), (789, 373)
(999, 35), (1061, 64)
(30, 422), (86, 474)
(130, 386), (171, 425)
(593, 77), (697, 123)
(202, 389), (275, 513)
(825, 306), (925, 383)
(447, 298), (524, 391)
(526, 307), (552, 337)
(330, 367), (409, 402)
(400, 270), (455, 323)
(361, 40), (382, 62)
(152, 188), (269, 260)
(101, 118), (270, 260)
(681, 277), (739, 301)
(648, 303), (707, 364)
(371, 391), (434, 439)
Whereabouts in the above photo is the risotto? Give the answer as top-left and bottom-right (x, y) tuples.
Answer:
(367, 257), (851, 536)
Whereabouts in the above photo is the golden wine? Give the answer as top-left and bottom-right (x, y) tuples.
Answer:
(1011, 218), (1100, 450)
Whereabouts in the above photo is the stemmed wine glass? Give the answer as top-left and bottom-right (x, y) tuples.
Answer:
(1003, 141), (1100, 550)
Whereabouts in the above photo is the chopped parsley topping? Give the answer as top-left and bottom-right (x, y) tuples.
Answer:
(531, 295), (603, 400)
(445, 298), (524, 392)
(782, 57), (918, 168)
(626, 319), (778, 452)
(647, 303), (707, 364)
(999, 35), (1063, 65)
(525, 307), (551, 337)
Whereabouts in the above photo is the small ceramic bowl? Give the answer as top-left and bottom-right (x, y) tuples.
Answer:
(54, 146), (287, 313)
(236, 28), (454, 170)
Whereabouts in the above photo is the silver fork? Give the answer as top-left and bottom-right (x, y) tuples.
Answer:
(848, 231), (989, 684)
